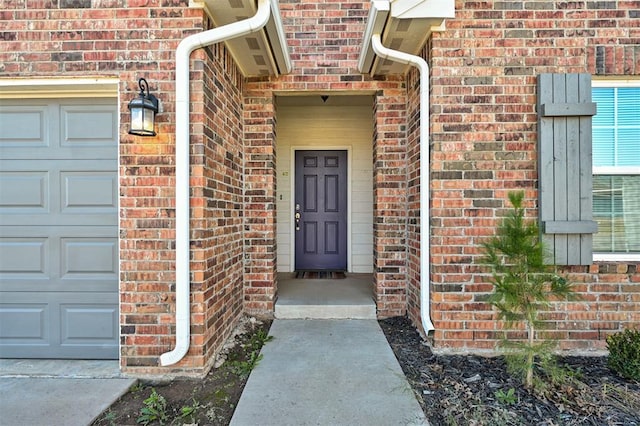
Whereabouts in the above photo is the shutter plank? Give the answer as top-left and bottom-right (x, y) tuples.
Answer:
(537, 74), (556, 263)
(544, 220), (598, 234)
(540, 103), (597, 117)
(566, 73), (581, 265)
(578, 73), (596, 265)
(552, 74), (568, 265)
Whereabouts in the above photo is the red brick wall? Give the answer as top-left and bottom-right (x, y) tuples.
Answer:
(1, 1), (246, 375)
(373, 80), (410, 317)
(193, 30), (245, 371)
(4, 0), (635, 370)
(414, 0), (640, 352)
(243, 84), (278, 315)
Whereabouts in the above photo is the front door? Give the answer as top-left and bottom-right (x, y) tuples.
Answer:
(295, 150), (347, 271)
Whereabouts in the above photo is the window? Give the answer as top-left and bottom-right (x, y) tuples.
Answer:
(592, 81), (640, 260)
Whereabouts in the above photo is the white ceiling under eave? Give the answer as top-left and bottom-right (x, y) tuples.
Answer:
(193, 0), (292, 77)
(359, 0), (455, 76)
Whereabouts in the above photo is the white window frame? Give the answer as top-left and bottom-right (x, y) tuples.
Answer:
(592, 79), (640, 262)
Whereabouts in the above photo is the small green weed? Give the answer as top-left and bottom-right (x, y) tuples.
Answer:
(494, 388), (517, 405)
(249, 328), (273, 350)
(136, 388), (168, 425)
(100, 409), (117, 426)
(129, 381), (144, 392)
(229, 351), (264, 379)
(227, 327), (272, 379)
(179, 397), (203, 422)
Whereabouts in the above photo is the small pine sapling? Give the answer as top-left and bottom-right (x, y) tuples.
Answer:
(482, 191), (579, 389)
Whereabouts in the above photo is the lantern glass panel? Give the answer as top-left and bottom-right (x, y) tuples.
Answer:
(130, 106), (143, 133)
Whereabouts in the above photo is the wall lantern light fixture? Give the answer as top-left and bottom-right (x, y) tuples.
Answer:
(128, 77), (159, 136)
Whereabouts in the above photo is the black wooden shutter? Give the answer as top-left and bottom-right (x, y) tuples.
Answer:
(537, 73), (598, 266)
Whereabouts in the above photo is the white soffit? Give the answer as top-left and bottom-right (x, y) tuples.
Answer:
(195, 0), (291, 77)
(359, 0), (455, 75)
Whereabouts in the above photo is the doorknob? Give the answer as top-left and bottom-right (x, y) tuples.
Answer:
(295, 212), (301, 231)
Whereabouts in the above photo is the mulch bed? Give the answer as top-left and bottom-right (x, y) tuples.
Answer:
(379, 316), (640, 426)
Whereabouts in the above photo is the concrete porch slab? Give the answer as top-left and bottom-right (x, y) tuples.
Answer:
(275, 273), (377, 319)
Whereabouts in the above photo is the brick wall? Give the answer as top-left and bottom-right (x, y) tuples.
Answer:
(373, 80), (410, 317)
(416, 0), (640, 352)
(193, 30), (245, 371)
(243, 84), (278, 315)
(242, 0), (411, 317)
(3, 0), (635, 370)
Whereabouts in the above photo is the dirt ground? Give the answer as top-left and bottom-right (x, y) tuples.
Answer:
(92, 317), (272, 426)
(93, 316), (640, 426)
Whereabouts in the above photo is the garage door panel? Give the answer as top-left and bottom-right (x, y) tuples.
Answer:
(0, 160), (117, 226)
(0, 105), (48, 148)
(61, 105), (118, 147)
(0, 303), (48, 341)
(62, 171), (117, 213)
(0, 237), (49, 278)
(61, 237), (118, 280)
(57, 293), (118, 359)
(61, 304), (118, 342)
(0, 97), (118, 360)
(0, 172), (48, 215)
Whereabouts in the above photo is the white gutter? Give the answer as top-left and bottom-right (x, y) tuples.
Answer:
(160, 0), (274, 367)
(370, 33), (435, 334)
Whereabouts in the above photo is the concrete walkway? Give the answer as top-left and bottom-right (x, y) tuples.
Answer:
(0, 359), (135, 426)
(230, 319), (428, 426)
(0, 318), (427, 425)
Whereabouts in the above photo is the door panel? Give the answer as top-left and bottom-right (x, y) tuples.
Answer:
(295, 150), (347, 271)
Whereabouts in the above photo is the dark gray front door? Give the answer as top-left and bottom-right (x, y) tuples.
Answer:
(295, 150), (347, 271)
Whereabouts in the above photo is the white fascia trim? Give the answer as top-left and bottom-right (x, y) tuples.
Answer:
(391, 0), (455, 19)
(357, 1), (390, 74)
(264, 0), (292, 75)
(191, 0), (291, 76)
(0, 78), (119, 98)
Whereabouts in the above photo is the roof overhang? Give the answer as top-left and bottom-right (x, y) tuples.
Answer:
(193, 0), (292, 77)
(358, 0), (455, 76)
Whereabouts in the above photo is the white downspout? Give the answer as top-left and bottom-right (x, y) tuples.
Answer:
(160, 0), (273, 366)
(370, 34), (435, 334)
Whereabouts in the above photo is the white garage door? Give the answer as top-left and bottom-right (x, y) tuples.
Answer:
(0, 98), (119, 359)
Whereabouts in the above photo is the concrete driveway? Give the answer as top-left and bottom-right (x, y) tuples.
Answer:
(0, 359), (135, 426)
